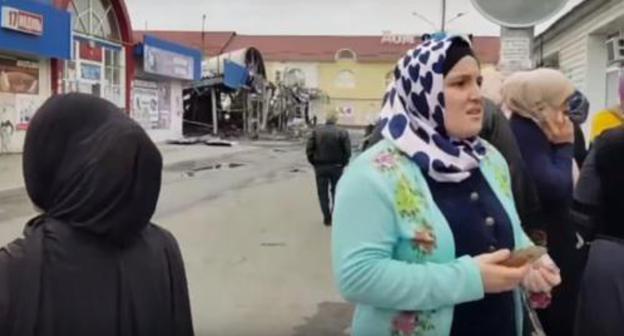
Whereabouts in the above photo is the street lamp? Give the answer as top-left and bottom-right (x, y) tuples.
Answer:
(411, 12), (438, 31)
(446, 12), (468, 26)
(411, 11), (468, 32)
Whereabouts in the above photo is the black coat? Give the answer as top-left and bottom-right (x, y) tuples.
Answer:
(306, 122), (351, 167)
(575, 127), (624, 335)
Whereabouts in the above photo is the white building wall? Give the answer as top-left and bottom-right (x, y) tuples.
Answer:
(538, 0), (624, 137)
(558, 36), (588, 90)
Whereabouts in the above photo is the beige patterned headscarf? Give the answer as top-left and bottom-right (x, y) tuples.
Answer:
(502, 68), (575, 123)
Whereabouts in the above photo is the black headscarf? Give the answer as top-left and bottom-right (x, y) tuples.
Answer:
(1, 93), (193, 336)
(23, 93), (162, 244)
(595, 126), (624, 240)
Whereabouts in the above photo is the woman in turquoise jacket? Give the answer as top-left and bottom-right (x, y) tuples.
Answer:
(332, 35), (561, 336)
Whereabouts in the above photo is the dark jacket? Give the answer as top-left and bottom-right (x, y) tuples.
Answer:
(510, 113), (581, 336)
(574, 123), (588, 167)
(480, 100), (542, 230)
(575, 127), (624, 336)
(573, 126), (624, 241)
(306, 122), (351, 167)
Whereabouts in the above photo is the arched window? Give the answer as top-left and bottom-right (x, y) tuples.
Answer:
(68, 0), (121, 41)
(335, 70), (356, 89)
(335, 49), (357, 62)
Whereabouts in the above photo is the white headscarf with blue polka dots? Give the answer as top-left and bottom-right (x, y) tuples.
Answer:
(379, 34), (486, 183)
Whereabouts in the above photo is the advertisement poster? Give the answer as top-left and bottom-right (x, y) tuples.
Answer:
(132, 80), (159, 129)
(0, 94), (15, 122)
(0, 57), (39, 94)
(0, 94), (16, 153)
(15, 95), (45, 130)
(158, 83), (171, 129)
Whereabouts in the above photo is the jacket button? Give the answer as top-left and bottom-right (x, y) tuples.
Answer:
(489, 245), (496, 252)
(470, 192), (479, 202)
(485, 217), (495, 226)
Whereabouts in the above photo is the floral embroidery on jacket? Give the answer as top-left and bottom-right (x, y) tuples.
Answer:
(374, 149), (401, 172)
(396, 175), (426, 221)
(411, 225), (437, 255)
(373, 147), (438, 257)
(482, 151), (512, 200)
(391, 311), (435, 336)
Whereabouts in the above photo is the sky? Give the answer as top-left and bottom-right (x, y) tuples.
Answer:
(125, 0), (585, 36)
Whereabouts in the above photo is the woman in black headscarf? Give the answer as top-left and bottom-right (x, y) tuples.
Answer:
(0, 93), (193, 336)
(575, 126), (624, 335)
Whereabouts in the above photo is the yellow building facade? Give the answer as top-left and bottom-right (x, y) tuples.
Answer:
(266, 59), (498, 128)
(319, 56), (396, 126)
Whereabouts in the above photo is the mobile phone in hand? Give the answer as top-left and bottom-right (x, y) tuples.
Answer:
(500, 246), (547, 268)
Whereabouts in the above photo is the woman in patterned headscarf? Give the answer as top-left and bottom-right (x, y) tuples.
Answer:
(332, 35), (560, 336)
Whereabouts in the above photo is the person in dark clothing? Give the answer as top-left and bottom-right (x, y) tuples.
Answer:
(575, 126), (624, 336)
(306, 113), (351, 225)
(571, 124), (624, 242)
(573, 124), (587, 167)
(567, 89), (590, 167)
(0, 93), (194, 336)
(480, 98), (543, 238)
(504, 68), (582, 336)
(360, 123), (376, 151)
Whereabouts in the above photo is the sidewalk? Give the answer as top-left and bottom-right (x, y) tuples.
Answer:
(0, 154), (22, 193)
(0, 143), (258, 194)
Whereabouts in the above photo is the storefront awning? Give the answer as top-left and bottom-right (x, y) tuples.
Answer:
(0, 0), (72, 59)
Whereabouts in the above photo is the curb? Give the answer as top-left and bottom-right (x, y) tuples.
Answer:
(0, 143), (299, 198)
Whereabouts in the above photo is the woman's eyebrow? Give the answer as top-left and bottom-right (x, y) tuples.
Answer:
(446, 74), (477, 81)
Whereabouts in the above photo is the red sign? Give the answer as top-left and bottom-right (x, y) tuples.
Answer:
(79, 42), (103, 62)
(1, 7), (44, 36)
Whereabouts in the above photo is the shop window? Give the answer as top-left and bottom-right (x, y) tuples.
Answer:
(68, 0), (121, 42)
(61, 43), (124, 108)
(606, 67), (622, 107)
(103, 47), (123, 105)
(335, 70), (356, 89)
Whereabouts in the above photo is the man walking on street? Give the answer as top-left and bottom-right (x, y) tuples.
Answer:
(306, 112), (351, 226)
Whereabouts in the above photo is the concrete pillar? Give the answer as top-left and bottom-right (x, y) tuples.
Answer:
(211, 88), (218, 136)
(499, 26), (535, 75)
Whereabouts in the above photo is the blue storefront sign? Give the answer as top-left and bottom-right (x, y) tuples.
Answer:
(0, 0), (71, 59)
(135, 35), (202, 81)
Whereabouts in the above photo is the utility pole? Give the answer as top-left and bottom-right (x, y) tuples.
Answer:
(201, 14), (207, 56)
(441, 0), (447, 33)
